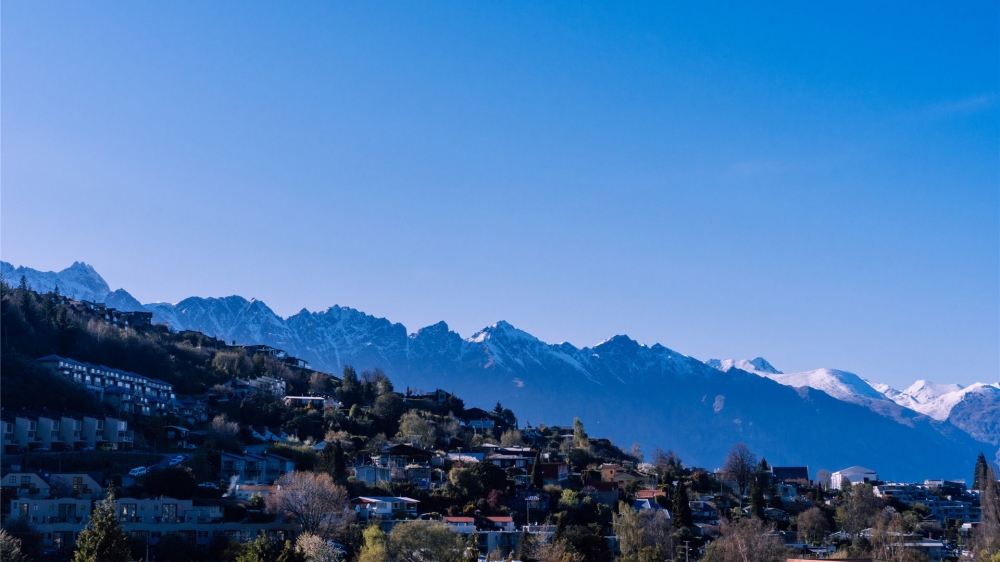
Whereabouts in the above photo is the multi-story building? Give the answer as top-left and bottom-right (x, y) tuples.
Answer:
(16, 496), (297, 552)
(874, 482), (981, 523)
(2, 472), (52, 499)
(831, 466), (877, 489)
(1, 412), (133, 453)
(219, 452), (295, 485)
(37, 355), (177, 416)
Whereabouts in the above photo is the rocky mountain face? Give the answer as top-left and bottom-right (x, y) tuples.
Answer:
(3, 261), (995, 479)
(120, 295), (1000, 480)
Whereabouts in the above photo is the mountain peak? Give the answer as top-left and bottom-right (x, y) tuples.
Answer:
(468, 320), (538, 343)
(706, 357), (782, 374)
(902, 380), (965, 404)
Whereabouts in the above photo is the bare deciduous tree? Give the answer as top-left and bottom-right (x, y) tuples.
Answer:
(703, 517), (787, 562)
(614, 503), (644, 557)
(209, 415), (239, 451)
(869, 512), (926, 562)
(722, 442), (757, 498)
(796, 507), (829, 544)
(816, 469), (832, 490)
(265, 472), (349, 538)
(500, 429), (523, 447)
(835, 483), (882, 537)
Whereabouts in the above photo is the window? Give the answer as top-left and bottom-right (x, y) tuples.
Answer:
(8, 476), (15, 484)
(162, 504), (178, 521)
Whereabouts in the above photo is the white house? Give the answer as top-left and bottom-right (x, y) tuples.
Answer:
(832, 466), (877, 490)
(351, 496), (419, 521)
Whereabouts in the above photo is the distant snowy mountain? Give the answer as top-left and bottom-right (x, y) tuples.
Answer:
(0, 261), (143, 310)
(141, 296), (998, 479)
(4, 261), (996, 479)
(876, 380), (1000, 445)
(1, 261), (111, 302)
(705, 357), (782, 374)
(711, 358), (1000, 446)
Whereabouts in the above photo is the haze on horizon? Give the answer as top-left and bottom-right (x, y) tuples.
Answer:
(2, 2), (997, 389)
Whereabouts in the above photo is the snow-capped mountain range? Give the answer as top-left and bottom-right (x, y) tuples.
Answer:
(3, 261), (997, 480)
(708, 358), (1000, 446)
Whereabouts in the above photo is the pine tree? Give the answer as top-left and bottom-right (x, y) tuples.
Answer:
(73, 488), (131, 562)
(463, 532), (479, 562)
(573, 417), (590, 450)
(516, 528), (534, 562)
(18, 275), (27, 291)
(316, 442), (336, 476)
(238, 532), (276, 562)
(553, 512), (567, 543)
(530, 452), (543, 489)
(333, 441), (347, 482)
(672, 483), (693, 528)
(749, 476), (766, 519)
(275, 540), (305, 562)
(974, 452), (989, 490)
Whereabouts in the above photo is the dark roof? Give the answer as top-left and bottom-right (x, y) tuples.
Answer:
(382, 443), (433, 458)
(771, 466), (809, 481)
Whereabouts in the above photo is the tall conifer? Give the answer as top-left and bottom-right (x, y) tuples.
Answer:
(73, 488), (131, 562)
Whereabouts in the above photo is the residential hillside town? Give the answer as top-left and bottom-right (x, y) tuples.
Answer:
(1, 283), (999, 562)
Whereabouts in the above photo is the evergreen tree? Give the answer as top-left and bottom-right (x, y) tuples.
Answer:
(516, 528), (534, 562)
(974, 452), (989, 490)
(333, 441), (347, 482)
(672, 483), (693, 528)
(463, 532), (479, 562)
(553, 513), (567, 543)
(18, 275), (27, 291)
(758, 457), (770, 472)
(316, 442), (336, 476)
(73, 488), (131, 562)
(237, 532), (276, 562)
(749, 476), (766, 519)
(530, 452), (543, 489)
(573, 417), (589, 450)
(275, 540), (305, 562)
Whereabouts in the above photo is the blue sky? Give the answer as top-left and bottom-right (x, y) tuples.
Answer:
(2, 2), (997, 388)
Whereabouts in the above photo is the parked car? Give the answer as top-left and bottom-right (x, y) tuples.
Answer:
(198, 482), (219, 489)
(128, 467), (147, 477)
(184, 444), (197, 450)
(169, 455), (185, 466)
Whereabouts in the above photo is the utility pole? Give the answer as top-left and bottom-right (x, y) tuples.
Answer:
(683, 540), (689, 562)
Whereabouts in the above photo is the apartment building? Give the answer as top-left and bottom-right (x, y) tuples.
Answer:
(17, 496), (297, 552)
(37, 355), (177, 416)
(2, 412), (132, 453)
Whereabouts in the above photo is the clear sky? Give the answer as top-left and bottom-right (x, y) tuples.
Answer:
(2, 2), (997, 388)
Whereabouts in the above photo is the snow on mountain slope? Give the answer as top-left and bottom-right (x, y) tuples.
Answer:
(1, 261), (110, 302)
(903, 380), (965, 405)
(6, 261), (994, 479)
(707, 359), (888, 404)
(946, 384), (1000, 445)
(710, 357), (1000, 447)
(706, 357), (782, 374)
